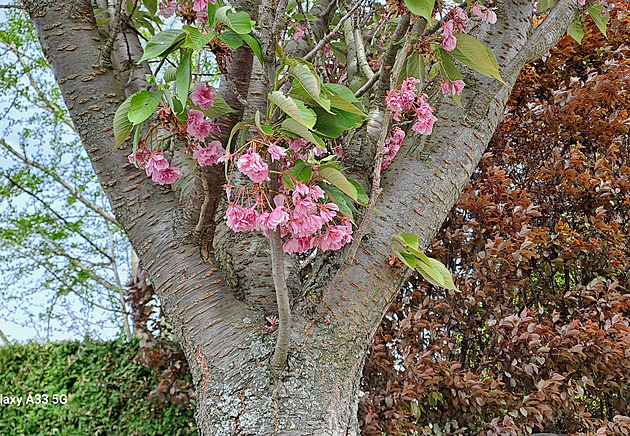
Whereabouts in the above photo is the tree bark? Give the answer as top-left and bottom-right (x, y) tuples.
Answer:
(23, 0), (584, 434)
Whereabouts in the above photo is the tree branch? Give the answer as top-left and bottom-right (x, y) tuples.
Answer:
(0, 139), (119, 226)
(4, 174), (114, 262)
(304, 0), (364, 62)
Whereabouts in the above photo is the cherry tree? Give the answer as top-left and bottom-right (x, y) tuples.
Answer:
(18, 0), (605, 433)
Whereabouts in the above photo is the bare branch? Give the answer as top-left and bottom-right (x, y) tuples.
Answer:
(0, 139), (119, 226)
(3, 174), (114, 262)
(304, 0), (364, 62)
(0, 328), (9, 345)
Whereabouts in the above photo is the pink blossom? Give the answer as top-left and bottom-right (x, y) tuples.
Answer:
(319, 224), (352, 251)
(268, 145), (287, 161)
(257, 206), (290, 231)
(282, 237), (301, 253)
(128, 147), (152, 168)
(288, 137), (308, 151)
(443, 34), (457, 51)
(322, 45), (333, 57)
(193, 140), (225, 166)
(453, 7), (469, 27)
(187, 109), (213, 141)
(237, 150), (270, 183)
(159, 0), (176, 18)
(382, 127), (405, 170)
(289, 214), (324, 237)
(145, 151), (170, 176)
(152, 166), (182, 185)
(309, 185), (325, 200)
(412, 101), (437, 135)
(193, 0), (208, 12)
(293, 22), (308, 41)
(293, 196), (316, 216)
(293, 182), (310, 198)
(442, 21), (457, 51)
(226, 204), (258, 232)
(283, 236), (315, 253)
(190, 82), (216, 110)
(440, 79), (466, 95)
(319, 203), (339, 222)
(400, 77), (420, 110)
(386, 92), (404, 121)
(472, 3), (497, 24)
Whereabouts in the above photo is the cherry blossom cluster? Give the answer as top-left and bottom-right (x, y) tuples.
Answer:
(128, 148), (183, 185)
(159, 0), (214, 23)
(440, 79), (465, 96)
(442, 7), (469, 51)
(471, 2), (498, 24)
(386, 77), (438, 135)
(382, 128), (405, 170)
(128, 81), (223, 185)
(222, 137), (353, 254)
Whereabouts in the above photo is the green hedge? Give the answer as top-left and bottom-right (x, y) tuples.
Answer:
(0, 340), (197, 436)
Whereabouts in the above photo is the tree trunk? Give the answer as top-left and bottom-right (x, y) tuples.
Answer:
(23, 0), (584, 434)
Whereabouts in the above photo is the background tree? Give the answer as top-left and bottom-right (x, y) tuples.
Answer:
(360, 3), (630, 435)
(9, 0), (605, 434)
(0, 10), (132, 340)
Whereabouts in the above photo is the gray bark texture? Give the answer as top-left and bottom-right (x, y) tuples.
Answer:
(23, 0), (584, 434)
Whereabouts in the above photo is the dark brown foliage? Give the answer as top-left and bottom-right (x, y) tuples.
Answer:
(360, 5), (630, 435)
(126, 271), (195, 407)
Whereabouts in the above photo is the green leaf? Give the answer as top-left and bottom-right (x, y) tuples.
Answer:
(404, 0), (434, 21)
(241, 33), (263, 65)
(215, 6), (231, 28)
(450, 34), (504, 83)
(139, 29), (185, 62)
(163, 65), (177, 82)
(399, 233), (419, 249)
(215, 6), (252, 34)
(182, 26), (215, 50)
(176, 50), (192, 110)
(322, 185), (354, 219)
(587, 5), (609, 38)
(132, 123), (142, 158)
(313, 108), (355, 138)
(567, 18), (586, 44)
(228, 11), (252, 34)
(288, 159), (313, 182)
(391, 242), (416, 269)
(537, 0), (555, 11)
(207, 0), (217, 27)
(405, 51), (424, 86)
(288, 59), (331, 112)
(143, 0), (157, 15)
(428, 258), (457, 290)
(319, 167), (359, 202)
(323, 83), (367, 116)
(219, 31), (243, 49)
(280, 118), (325, 148)
(113, 95), (134, 148)
(269, 91), (316, 129)
(198, 93), (236, 118)
(128, 90), (162, 124)
(437, 47), (463, 81)
(348, 180), (368, 206)
(415, 259), (446, 288)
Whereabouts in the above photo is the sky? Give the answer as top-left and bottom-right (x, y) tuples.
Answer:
(0, 9), (129, 343)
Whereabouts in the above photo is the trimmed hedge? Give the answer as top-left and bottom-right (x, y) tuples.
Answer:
(0, 340), (197, 435)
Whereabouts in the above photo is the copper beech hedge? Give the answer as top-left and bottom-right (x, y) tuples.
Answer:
(360, 3), (630, 435)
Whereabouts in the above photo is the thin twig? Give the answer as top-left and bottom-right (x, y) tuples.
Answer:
(0, 4), (25, 9)
(3, 175), (114, 262)
(329, 32), (413, 293)
(0, 139), (119, 226)
(355, 70), (380, 98)
(304, 0), (364, 62)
